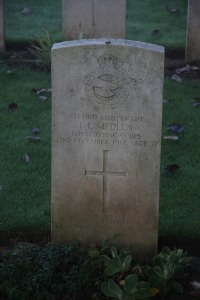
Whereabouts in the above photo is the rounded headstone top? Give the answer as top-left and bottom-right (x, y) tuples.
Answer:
(52, 39), (164, 53)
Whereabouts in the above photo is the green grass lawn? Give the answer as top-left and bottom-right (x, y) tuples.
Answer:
(5, 0), (187, 50)
(0, 67), (51, 235)
(126, 0), (188, 50)
(5, 0), (62, 45)
(160, 78), (200, 238)
(1, 0), (200, 244)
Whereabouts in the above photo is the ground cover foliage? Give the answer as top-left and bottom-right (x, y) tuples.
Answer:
(0, 240), (193, 300)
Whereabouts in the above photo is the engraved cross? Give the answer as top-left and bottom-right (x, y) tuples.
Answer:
(85, 150), (126, 213)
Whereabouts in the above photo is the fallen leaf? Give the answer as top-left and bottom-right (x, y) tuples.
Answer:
(172, 64), (200, 80)
(164, 164), (180, 176)
(150, 287), (159, 297)
(171, 73), (183, 82)
(23, 153), (31, 163)
(192, 102), (200, 106)
(151, 29), (160, 36)
(191, 96), (200, 106)
(32, 126), (41, 134)
(119, 280), (125, 286)
(38, 95), (48, 101)
(167, 123), (185, 133)
(26, 136), (41, 142)
(32, 88), (50, 101)
(166, 6), (180, 14)
(163, 136), (179, 141)
(7, 70), (14, 75)
(10, 53), (17, 59)
(31, 88), (38, 94)
(175, 64), (191, 74)
(32, 88), (51, 95)
(8, 103), (18, 110)
(36, 88), (48, 95)
(170, 8), (180, 13)
(191, 281), (200, 290)
(191, 65), (200, 71)
(22, 7), (31, 15)
(163, 99), (169, 103)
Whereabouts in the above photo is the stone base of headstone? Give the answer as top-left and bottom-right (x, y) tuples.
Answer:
(51, 39), (164, 261)
(62, 0), (126, 40)
(186, 0), (200, 62)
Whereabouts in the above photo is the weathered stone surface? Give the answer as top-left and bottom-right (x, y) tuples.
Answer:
(186, 0), (200, 62)
(0, 0), (4, 52)
(62, 0), (126, 40)
(51, 39), (164, 260)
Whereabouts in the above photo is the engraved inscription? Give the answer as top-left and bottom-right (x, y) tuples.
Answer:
(55, 112), (159, 147)
(70, 216), (156, 235)
(85, 150), (126, 213)
(79, 54), (136, 109)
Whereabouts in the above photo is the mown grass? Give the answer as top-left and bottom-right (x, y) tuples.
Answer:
(5, 0), (187, 50)
(0, 66), (51, 235)
(4, 0), (62, 45)
(160, 78), (200, 238)
(127, 0), (188, 50)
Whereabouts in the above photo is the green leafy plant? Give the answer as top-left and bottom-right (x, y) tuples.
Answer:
(0, 242), (192, 300)
(102, 247), (132, 276)
(28, 29), (54, 71)
(101, 274), (151, 300)
(100, 245), (192, 299)
(79, 30), (84, 39)
(145, 246), (192, 297)
(0, 242), (102, 300)
(100, 246), (159, 300)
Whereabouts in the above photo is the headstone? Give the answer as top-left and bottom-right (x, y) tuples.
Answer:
(62, 0), (126, 40)
(0, 0), (4, 51)
(186, 0), (200, 62)
(51, 39), (164, 260)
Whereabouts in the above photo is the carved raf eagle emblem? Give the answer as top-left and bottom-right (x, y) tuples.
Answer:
(79, 53), (136, 109)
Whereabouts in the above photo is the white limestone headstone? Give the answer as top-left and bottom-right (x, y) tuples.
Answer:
(186, 0), (200, 62)
(62, 0), (126, 40)
(0, 0), (4, 52)
(51, 39), (164, 260)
